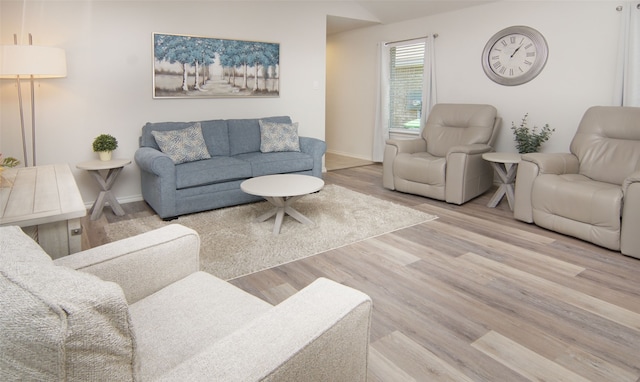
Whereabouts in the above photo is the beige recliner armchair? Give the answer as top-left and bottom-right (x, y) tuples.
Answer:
(514, 106), (640, 259)
(383, 103), (501, 204)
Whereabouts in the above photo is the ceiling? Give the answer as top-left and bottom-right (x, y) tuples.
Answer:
(327, 1), (493, 35)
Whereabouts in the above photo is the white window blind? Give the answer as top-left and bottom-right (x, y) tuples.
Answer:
(389, 42), (425, 131)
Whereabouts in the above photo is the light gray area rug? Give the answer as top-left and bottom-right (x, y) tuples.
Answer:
(105, 184), (437, 280)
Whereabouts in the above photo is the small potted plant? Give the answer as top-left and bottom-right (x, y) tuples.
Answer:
(92, 134), (118, 161)
(511, 113), (554, 154)
(0, 155), (20, 169)
(0, 154), (19, 186)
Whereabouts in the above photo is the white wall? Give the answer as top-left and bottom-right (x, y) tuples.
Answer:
(327, 1), (623, 159)
(0, 1), (335, 204)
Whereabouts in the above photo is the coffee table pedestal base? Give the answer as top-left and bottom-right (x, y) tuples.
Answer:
(257, 195), (314, 234)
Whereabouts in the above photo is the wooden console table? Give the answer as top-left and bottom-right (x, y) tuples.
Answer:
(0, 164), (86, 259)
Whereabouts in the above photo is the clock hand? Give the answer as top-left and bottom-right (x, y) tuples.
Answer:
(510, 45), (523, 58)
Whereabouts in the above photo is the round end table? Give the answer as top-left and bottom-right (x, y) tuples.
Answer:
(482, 152), (521, 210)
(77, 158), (131, 220)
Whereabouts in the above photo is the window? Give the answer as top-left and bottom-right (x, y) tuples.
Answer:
(389, 41), (425, 133)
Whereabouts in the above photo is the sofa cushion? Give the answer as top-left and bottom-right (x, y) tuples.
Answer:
(0, 227), (137, 381)
(129, 271), (272, 380)
(175, 156), (252, 189)
(259, 120), (301, 152)
(228, 116), (292, 156)
(152, 123), (211, 164)
(141, 120), (230, 157)
(235, 151), (314, 177)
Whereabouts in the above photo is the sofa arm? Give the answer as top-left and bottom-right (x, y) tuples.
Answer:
(135, 147), (179, 218)
(514, 153), (580, 222)
(135, 147), (175, 177)
(158, 278), (372, 382)
(621, 171), (640, 259)
(299, 136), (327, 178)
(53, 224), (200, 304)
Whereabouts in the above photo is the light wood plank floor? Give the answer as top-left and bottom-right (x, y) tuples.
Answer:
(82, 164), (640, 381)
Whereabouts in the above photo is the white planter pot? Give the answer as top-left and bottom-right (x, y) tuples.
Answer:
(98, 151), (112, 161)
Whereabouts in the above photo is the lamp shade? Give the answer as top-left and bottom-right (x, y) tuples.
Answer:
(0, 45), (67, 78)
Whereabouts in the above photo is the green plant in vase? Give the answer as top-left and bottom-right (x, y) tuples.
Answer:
(511, 114), (554, 154)
(92, 134), (118, 161)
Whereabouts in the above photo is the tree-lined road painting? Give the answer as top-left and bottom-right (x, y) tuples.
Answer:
(153, 33), (279, 98)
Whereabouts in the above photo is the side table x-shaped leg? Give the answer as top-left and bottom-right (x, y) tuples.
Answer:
(87, 167), (126, 220)
(482, 152), (522, 211)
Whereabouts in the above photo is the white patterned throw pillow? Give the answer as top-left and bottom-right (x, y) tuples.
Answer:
(152, 123), (211, 164)
(259, 120), (301, 153)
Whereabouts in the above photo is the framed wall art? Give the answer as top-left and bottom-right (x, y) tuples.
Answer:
(153, 33), (280, 98)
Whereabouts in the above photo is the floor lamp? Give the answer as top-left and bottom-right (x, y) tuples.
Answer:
(0, 34), (67, 167)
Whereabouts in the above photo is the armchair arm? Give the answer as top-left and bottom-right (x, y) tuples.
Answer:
(299, 136), (327, 178)
(158, 278), (372, 382)
(385, 137), (427, 154)
(445, 144), (494, 204)
(53, 225), (200, 304)
(513, 153), (579, 222)
(447, 143), (493, 156)
(520, 152), (580, 175)
(621, 171), (640, 259)
(383, 138), (427, 190)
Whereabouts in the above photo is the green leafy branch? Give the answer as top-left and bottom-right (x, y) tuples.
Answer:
(511, 114), (554, 154)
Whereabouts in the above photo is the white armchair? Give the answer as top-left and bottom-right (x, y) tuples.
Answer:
(0, 224), (372, 381)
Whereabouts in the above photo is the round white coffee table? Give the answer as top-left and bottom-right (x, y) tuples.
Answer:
(482, 152), (521, 210)
(240, 174), (325, 234)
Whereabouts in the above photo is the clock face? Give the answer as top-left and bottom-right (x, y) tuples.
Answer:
(482, 26), (548, 86)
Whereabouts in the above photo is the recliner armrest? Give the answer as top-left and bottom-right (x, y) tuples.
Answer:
(157, 278), (372, 382)
(385, 137), (427, 154)
(54, 224), (200, 304)
(514, 153), (579, 223)
(520, 152), (579, 175)
(383, 138), (427, 190)
(447, 143), (492, 155)
(621, 171), (640, 259)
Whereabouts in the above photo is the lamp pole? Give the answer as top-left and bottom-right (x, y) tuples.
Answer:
(13, 33), (29, 167)
(28, 33), (37, 166)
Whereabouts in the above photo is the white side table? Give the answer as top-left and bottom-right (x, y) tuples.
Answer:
(77, 159), (131, 220)
(482, 152), (521, 210)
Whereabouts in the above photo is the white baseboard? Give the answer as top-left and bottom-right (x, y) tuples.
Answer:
(325, 149), (372, 161)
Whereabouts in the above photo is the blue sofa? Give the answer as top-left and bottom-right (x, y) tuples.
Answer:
(135, 116), (326, 220)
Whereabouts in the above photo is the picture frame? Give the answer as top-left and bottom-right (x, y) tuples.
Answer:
(153, 33), (280, 98)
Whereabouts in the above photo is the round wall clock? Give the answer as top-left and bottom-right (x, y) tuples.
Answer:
(481, 25), (548, 86)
